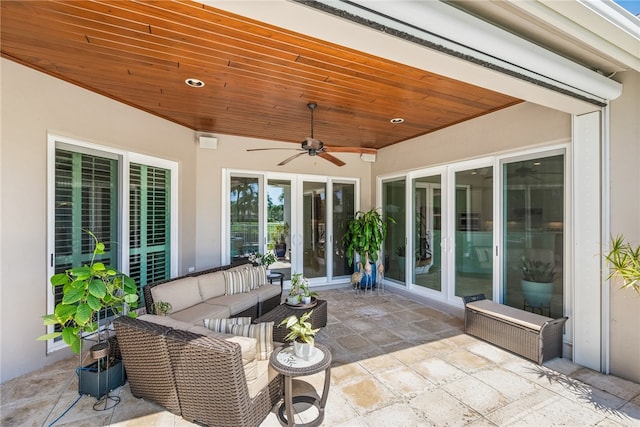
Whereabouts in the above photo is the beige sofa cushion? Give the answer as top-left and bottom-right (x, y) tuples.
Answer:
(150, 277), (202, 312)
(223, 270), (249, 295)
(251, 284), (281, 302)
(203, 317), (252, 333)
(228, 322), (274, 360)
(204, 293), (258, 316)
(197, 271), (227, 301)
(245, 266), (267, 290)
(169, 302), (230, 325)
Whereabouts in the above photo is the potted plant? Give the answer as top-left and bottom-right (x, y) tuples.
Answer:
(343, 208), (395, 288)
(278, 310), (320, 359)
(520, 257), (556, 308)
(605, 235), (640, 295)
(299, 281), (318, 305)
(272, 222), (290, 258)
(286, 273), (305, 305)
(153, 301), (172, 316)
(38, 230), (139, 399)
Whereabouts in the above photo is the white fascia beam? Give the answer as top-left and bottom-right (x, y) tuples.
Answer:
(339, 0), (622, 103)
(204, 0), (617, 114)
(516, 0), (640, 72)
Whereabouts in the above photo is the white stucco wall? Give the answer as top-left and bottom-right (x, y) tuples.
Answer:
(0, 59), (372, 382)
(608, 69), (640, 383)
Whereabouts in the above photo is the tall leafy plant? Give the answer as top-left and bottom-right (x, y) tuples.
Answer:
(605, 235), (640, 295)
(343, 208), (395, 266)
(38, 231), (139, 353)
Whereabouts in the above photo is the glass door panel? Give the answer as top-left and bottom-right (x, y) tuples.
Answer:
(332, 182), (356, 278)
(503, 155), (564, 318)
(229, 176), (260, 260)
(383, 179), (406, 283)
(454, 167), (493, 298)
(267, 179), (292, 280)
(302, 181), (326, 279)
(413, 175), (442, 291)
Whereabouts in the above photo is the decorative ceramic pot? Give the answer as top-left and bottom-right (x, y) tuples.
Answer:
(302, 296), (312, 305)
(287, 295), (300, 305)
(293, 341), (314, 360)
(521, 279), (554, 308)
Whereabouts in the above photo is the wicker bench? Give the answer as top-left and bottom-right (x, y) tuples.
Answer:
(463, 294), (568, 364)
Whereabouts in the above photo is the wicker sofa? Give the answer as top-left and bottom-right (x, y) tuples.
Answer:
(142, 262), (281, 324)
(113, 315), (283, 427)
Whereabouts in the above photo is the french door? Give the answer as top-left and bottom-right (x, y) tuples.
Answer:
(48, 136), (177, 352)
(227, 171), (357, 283)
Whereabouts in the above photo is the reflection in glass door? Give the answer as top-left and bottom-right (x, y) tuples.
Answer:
(267, 179), (291, 280)
(503, 154), (564, 318)
(454, 167), (493, 298)
(383, 179), (406, 283)
(332, 182), (356, 277)
(302, 181), (326, 279)
(230, 176), (260, 260)
(413, 175), (442, 291)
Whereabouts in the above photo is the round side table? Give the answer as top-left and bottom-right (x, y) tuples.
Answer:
(269, 343), (331, 427)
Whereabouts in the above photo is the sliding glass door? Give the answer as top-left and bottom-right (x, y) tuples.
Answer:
(502, 154), (564, 317)
(267, 179), (292, 279)
(454, 166), (494, 299)
(413, 175), (442, 291)
(302, 180), (327, 279)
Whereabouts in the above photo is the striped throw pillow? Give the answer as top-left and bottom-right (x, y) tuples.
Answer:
(223, 269), (248, 295)
(203, 317), (252, 333)
(246, 265), (267, 290)
(229, 322), (274, 360)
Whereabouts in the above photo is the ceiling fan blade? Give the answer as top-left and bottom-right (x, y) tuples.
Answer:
(278, 152), (306, 166)
(247, 147), (301, 152)
(324, 146), (377, 155)
(318, 152), (346, 167)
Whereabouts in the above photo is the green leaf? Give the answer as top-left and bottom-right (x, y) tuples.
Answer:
(88, 278), (107, 299)
(42, 314), (59, 326)
(124, 293), (138, 304)
(69, 266), (91, 279)
(50, 273), (70, 286)
(62, 328), (81, 353)
(95, 242), (105, 254)
(54, 303), (77, 321)
(86, 294), (102, 311)
(74, 303), (93, 326)
(92, 262), (106, 271)
(37, 332), (62, 341)
(62, 287), (85, 304)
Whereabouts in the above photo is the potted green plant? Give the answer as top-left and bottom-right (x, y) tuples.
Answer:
(299, 281), (318, 305)
(286, 273), (305, 305)
(520, 257), (556, 308)
(278, 310), (320, 359)
(343, 208), (395, 288)
(37, 230), (139, 399)
(153, 301), (172, 316)
(272, 222), (290, 258)
(605, 235), (640, 295)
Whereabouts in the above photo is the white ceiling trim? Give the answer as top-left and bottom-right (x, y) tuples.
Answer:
(205, 0), (615, 114)
(318, 0), (622, 104)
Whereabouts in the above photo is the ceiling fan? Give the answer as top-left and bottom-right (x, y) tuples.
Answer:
(247, 102), (376, 167)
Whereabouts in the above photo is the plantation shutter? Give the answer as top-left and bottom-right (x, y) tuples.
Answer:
(53, 149), (119, 335)
(129, 163), (171, 300)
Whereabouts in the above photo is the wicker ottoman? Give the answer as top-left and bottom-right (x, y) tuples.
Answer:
(254, 299), (328, 343)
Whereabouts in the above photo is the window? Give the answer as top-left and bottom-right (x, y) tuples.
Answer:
(47, 135), (177, 352)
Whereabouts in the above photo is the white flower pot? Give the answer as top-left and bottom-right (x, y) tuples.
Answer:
(293, 341), (314, 360)
(302, 296), (312, 305)
(287, 295), (300, 305)
(265, 269), (271, 275)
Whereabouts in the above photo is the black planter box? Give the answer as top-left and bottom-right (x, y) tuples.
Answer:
(78, 359), (126, 399)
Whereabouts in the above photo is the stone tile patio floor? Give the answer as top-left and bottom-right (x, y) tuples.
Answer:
(2, 287), (639, 426)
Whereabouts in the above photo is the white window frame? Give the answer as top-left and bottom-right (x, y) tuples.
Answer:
(46, 134), (178, 353)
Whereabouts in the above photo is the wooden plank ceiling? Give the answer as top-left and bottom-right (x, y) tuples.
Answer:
(1, 0), (521, 152)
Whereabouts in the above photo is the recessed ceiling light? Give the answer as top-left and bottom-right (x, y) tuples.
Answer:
(185, 78), (205, 88)
(390, 118), (404, 124)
